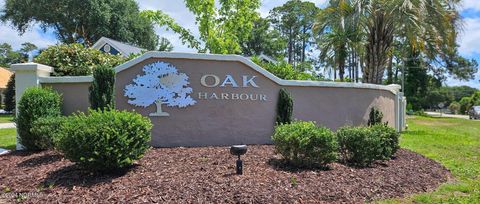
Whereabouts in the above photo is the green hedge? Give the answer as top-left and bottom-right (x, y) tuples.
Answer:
(272, 121), (338, 167)
(30, 116), (67, 150)
(336, 125), (399, 167)
(55, 109), (152, 172)
(17, 87), (62, 150)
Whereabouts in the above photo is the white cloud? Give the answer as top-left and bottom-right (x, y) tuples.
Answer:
(461, 0), (480, 11)
(458, 17), (480, 57)
(0, 24), (58, 50)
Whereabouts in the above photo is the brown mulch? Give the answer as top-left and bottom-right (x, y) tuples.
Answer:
(0, 146), (451, 203)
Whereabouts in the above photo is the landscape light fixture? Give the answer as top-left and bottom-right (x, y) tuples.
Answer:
(229, 145), (247, 175)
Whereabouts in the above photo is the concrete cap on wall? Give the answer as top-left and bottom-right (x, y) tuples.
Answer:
(10, 63), (54, 73)
(114, 51), (402, 95)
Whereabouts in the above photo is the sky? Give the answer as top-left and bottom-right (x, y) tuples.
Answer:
(0, 0), (479, 88)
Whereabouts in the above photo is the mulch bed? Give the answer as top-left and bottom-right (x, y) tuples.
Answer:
(0, 146), (451, 203)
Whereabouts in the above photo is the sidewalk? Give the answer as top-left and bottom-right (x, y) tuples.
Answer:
(0, 148), (10, 155)
(425, 112), (471, 120)
(0, 123), (15, 129)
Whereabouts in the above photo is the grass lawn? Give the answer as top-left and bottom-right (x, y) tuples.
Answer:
(0, 128), (16, 150)
(0, 114), (14, 123)
(380, 116), (480, 203)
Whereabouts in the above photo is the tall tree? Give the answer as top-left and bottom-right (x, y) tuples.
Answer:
(142, 0), (260, 54)
(239, 17), (286, 58)
(269, 0), (319, 69)
(0, 42), (35, 67)
(359, 0), (476, 84)
(157, 37), (174, 52)
(1, 0), (158, 50)
(314, 0), (363, 82)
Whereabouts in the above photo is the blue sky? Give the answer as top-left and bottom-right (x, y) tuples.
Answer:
(0, 0), (479, 88)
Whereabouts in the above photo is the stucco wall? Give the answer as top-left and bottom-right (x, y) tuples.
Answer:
(42, 83), (91, 115)
(33, 54), (399, 148)
(115, 57), (397, 147)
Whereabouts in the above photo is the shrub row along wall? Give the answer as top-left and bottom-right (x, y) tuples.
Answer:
(13, 52), (405, 148)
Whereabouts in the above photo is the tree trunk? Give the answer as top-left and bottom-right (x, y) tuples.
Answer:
(150, 101), (170, 117)
(363, 10), (394, 84)
(386, 54), (394, 84)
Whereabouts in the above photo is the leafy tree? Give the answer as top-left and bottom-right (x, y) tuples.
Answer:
(89, 65), (115, 111)
(157, 37), (174, 52)
(448, 102), (461, 114)
(276, 89), (293, 124)
(35, 43), (126, 76)
(0, 43), (27, 67)
(142, 0), (260, 54)
(1, 0), (158, 50)
(240, 17), (286, 58)
(251, 56), (318, 80)
(4, 74), (15, 112)
(269, 0), (320, 69)
(459, 96), (472, 114)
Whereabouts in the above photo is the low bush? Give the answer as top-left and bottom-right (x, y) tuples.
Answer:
(336, 126), (383, 167)
(367, 107), (384, 126)
(337, 125), (400, 166)
(272, 121), (337, 167)
(17, 87), (62, 150)
(30, 116), (67, 150)
(370, 124), (400, 160)
(55, 109), (152, 172)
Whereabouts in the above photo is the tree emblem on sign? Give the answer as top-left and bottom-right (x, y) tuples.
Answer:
(124, 61), (196, 116)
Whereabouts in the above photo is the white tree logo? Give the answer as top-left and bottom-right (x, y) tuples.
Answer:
(124, 61), (196, 116)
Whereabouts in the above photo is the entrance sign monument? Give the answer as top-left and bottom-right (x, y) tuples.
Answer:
(11, 52), (407, 148)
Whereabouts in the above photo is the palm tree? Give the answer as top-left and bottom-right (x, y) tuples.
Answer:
(314, 0), (351, 82)
(316, 0), (462, 84)
(359, 0), (461, 84)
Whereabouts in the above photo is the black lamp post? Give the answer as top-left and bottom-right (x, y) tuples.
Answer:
(230, 145), (247, 175)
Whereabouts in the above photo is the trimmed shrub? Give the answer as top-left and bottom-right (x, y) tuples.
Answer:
(276, 88), (293, 124)
(17, 87), (62, 150)
(336, 126), (383, 167)
(55, 109), (152, 172)
(370, 124), (400, 160)
(367, 107), (384, 126)
(35, 43), (126, 76)
(30, 116), (67, 150)
(89, 65), (115, 110)
(4, 74), (15, 112)
(272, 121), (338, 167)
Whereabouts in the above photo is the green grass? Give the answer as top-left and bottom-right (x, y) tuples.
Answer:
(0, 128), (16, 150)
(0, 114), (14, 123)
(379, 117), (480, 203)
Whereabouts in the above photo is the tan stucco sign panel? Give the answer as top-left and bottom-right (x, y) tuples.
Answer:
(114, 56), (396, 147)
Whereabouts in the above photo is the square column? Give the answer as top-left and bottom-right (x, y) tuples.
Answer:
(10, 63), (53, 150)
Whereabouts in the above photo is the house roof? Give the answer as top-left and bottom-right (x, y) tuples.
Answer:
(0, 67), (13, 89)
(92, 37), (145, 57)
